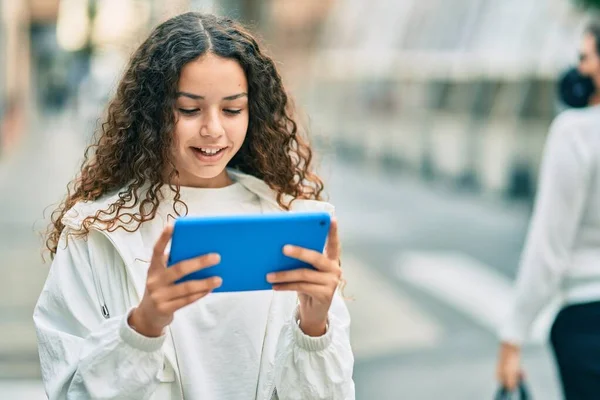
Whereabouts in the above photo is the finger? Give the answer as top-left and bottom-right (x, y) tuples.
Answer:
(155, 276), (222, 302)
(325, 218), (340, 261)
(163, 290), (212, 313)
(497, 364), (514, 389)
(272, 282), (329, 296)
(163, 253), (221, 284)
(505, 370), (519, 391)
(267, 268), (335, 286)
(149, 224), (174, 272)
(283, 245), (336, 272)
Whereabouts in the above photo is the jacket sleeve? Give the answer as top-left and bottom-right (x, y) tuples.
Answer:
(273, 291), (355, 400)
(499, 112), (593, 345)
(33, 230), (166, 400)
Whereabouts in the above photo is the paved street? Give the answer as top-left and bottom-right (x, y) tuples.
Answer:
(323, 159), (562, 399)
(0, 114), (562, 399)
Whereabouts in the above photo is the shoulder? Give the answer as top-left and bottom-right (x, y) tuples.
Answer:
(539, 108), (600, 169)
(61, 188), (135, 230)
(549, 107), (600, 145)
(290, 198), (335, 215)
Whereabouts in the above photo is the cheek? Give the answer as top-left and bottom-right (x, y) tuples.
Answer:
(228, 117), (249, 146)
(173, 118), (199, 146)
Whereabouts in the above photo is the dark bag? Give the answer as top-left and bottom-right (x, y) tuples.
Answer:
(495, 382), (531, 400)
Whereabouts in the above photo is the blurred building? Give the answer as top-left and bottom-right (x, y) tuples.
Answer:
(0, 0), (336, 154)
(305, 0), (588, 201)
(1, 0), (590, 203)
(0, 0), (40, 156)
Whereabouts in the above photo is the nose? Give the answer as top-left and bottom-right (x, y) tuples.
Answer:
(200, 109), (224, 138)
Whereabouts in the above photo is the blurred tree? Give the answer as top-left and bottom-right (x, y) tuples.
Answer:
(240, 0), (262, 25)
(218, 0), (263, 26)
(574, 0), (600, 9)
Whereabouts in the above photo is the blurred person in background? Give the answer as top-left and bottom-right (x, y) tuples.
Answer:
(497, 21), (600, 399)
(33, 12), (354, 400)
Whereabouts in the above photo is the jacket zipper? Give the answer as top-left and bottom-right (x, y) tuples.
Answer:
(88, 229), (112, 319)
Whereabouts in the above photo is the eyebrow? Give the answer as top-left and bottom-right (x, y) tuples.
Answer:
(176, 91), (248, 101)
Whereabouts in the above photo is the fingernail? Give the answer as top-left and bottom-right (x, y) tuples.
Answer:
(212, 254), (221, 262)
(283, 245), (293, 254)
(266, 273), (275, 282)
(214, 277), (222, 286)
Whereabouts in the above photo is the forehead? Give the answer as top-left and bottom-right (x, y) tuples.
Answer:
(178, 53), (248, 93)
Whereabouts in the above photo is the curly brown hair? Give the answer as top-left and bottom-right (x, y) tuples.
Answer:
(46, 12), (324, 258)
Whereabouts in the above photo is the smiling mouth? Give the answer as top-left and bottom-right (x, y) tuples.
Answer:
(191, 147), (227, 156)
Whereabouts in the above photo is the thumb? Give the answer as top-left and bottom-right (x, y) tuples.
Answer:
(325, 218), (340, 261)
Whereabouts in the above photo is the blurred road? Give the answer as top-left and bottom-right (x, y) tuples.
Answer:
(323, 159), (562, 399)
(0, 113), (562, 399)
(0, 112), (88, 398)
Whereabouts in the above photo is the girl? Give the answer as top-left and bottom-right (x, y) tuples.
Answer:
(34, 12), (355, 400)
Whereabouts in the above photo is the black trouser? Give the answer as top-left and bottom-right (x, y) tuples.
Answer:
(550, 301), (600, 400)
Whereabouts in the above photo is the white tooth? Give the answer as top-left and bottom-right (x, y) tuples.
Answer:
(199, 148), (223, 155)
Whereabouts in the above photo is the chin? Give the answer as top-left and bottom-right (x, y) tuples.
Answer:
(195, 166), (227, 179)
(175, 153), (235, 186)
(181, 163), (232, 186)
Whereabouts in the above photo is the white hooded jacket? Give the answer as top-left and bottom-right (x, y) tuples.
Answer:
(33, 170), (355, 400)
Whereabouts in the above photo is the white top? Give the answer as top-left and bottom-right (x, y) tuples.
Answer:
(165, 182), (272, 399)
(33, 168), (355, 400)
(501, 106), (600, 344)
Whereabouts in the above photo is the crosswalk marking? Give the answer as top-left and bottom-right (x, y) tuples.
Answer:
(342, 255), (443, 359)
(0, 381), (45, 400)
(394, 251), (559, 345)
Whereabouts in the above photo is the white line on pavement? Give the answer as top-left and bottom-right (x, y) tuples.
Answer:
(394, 251), (559, 345)
(0, 380), (45, 400)
(342, 255), (443, 359)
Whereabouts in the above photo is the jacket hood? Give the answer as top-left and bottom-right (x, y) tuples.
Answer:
(62, 169), (334, 231)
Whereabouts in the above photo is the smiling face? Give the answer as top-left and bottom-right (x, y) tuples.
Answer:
(170, 53), (249, 188)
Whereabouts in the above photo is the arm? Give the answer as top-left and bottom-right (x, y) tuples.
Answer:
(267, 218), (355, 399)
(273, 292), (355, 400)
(34, 230), (166, 400)
(500, 113), (593, 345)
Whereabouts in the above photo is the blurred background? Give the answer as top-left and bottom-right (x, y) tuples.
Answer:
(0, 0), (597, 398)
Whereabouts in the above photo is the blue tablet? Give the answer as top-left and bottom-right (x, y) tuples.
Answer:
(167, 211), (331, 292)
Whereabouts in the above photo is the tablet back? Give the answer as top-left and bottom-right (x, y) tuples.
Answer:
(167, 211), (331, 292)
